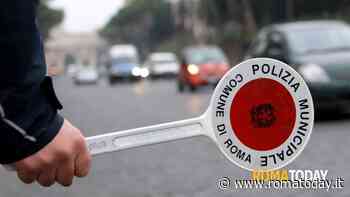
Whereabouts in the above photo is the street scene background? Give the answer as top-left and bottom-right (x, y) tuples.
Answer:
(0, 77), (349, 196)
(1, 0), (350, 196)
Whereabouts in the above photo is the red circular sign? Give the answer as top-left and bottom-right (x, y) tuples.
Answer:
(230, 78), (296, 151)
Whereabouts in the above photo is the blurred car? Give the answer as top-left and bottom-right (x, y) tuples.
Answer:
(108, 56), (142, 83)
(107, 45), (142, 84)
(66, 64), (82, 77)
(145, 52), (179, 79)
(178, 45), (230, 92)
(245, 20), (350, 113)
(73, 67), (99, 85)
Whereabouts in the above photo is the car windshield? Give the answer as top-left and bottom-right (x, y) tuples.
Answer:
(112, 57), (137, 66)
(186, 47), (227, 65)
(287, 26), (350, 54)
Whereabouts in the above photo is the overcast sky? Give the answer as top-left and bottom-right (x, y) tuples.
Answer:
(50, 0), (125, 32)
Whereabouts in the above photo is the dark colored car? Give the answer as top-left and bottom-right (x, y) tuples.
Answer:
(245, 20), (350, 113)
(178, 46), (230, 92)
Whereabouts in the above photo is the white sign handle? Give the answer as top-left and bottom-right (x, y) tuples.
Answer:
(3, 116), (207, 171)
(87, 116), (206, 156)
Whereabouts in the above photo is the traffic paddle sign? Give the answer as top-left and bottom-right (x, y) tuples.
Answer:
(87, 58), (314, 171)
(3, 58), (315, 172)
(211, 58), (314, 170)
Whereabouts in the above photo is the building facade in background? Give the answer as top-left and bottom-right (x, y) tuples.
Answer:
(45, 29), (107, 74)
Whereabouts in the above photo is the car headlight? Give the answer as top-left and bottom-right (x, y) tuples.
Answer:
(187, 64), (199, 75)
(298, 64), (331, 83)
(132, 67), (141, 76)
(140, 68), (150, 78)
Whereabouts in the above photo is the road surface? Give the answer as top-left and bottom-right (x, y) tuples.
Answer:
(0, 76), (348, 197)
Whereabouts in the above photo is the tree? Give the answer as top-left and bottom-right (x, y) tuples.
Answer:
(101, 0), (350, 61)
(100, 0), (175, 57)
(37, 0), (64, 40)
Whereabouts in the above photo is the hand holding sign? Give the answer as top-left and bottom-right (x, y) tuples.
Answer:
(6, 58), (314, 172)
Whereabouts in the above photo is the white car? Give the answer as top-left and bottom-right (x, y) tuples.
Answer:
(145, 52), (179, 79)
(67, 64), (82, 77)
(73, 67), (99, 85)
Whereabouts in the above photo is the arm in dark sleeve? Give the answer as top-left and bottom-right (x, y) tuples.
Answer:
(0, 0), (64, 164)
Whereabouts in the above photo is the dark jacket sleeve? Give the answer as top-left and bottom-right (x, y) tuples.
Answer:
(0, 0), (64, 164)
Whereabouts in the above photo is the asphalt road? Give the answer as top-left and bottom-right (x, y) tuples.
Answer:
(0, 76), (349, 197)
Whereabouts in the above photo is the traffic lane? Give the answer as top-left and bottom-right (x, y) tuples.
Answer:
(53, 78), (250, 195)
(0, 77), (348, 197)
(56, 78), (211, 136)
(46, 77), (350, 195)
(56, 77), (350, 196)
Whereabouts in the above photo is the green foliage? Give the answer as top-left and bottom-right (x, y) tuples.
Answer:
(101, 0), (350, 60)
(249, 0), (349, 26)
(37, 0), (64, 40)
(199, 0), (240, 27)
(101, 0), (175, 57)
(155, 31), (194, 55)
